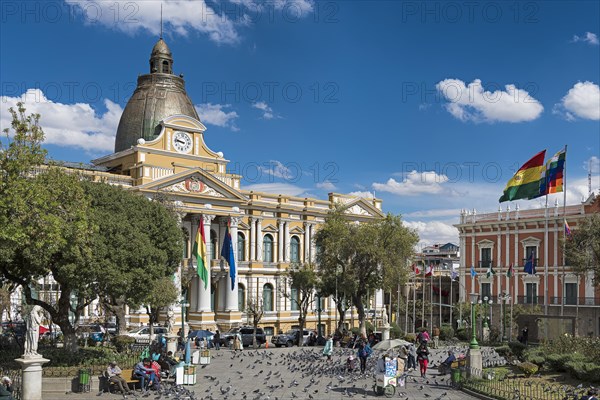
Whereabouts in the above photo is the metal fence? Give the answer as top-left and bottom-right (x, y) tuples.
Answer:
(0, 367), (22, 400)
(463, 376), (590, 400)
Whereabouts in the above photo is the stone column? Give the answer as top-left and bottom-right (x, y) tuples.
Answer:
(250, 217), (256, 261)
(218, 218), (228, 312)
(15, 357), (50, 400)
(198, 214), (215, 312)
(310, 224), (316, 262)
(304, 222), (310, 262)
(284, 222), (290, 262)
(278, 220), (284, 262)
(225, 217), (240, 311)
(256, 218), (263, 262)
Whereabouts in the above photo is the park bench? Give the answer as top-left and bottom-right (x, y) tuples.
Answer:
(450, 359), (467, 369)
(100, 369), (140, 392)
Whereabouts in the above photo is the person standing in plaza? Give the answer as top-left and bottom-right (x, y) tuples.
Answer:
(323, 334), (333, 362)
(398, 345), (408, 371)
(356, 338), (372, 374)
(407, 343), (417, 371)
(416, 343), (430, 378)
(213, 330), (221, 350)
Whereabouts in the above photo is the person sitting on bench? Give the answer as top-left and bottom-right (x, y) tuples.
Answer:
(134, 358), (159, 391)
(438, 351), (456, 374)
(106, 362), (132, 395)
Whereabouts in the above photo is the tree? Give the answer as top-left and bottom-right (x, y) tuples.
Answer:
(143, 277), (179, 340)
(564, 213), (600, 286)
(83, 181), (183, 334)
(315, 208), (418, 337)
(245, 296), (264, 349)
(285, 263), (318, 346)
(0, 105), (183, 351)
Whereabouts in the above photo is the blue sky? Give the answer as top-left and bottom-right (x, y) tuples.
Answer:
(1, 0), (599, 246)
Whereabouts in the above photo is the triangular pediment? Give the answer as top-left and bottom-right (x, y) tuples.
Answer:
(134, 168), (247, 203)
(342, 198), (385, 218)
(289, 226), (305, 235)
(262, 224), (278, 233)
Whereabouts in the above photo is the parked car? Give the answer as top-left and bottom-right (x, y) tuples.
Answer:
(221, 327), (266, 347)
(271, 329), (315, 347)
(126, 326), (168, 342)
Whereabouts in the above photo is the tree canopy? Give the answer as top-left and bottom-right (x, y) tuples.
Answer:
(315, 207), (418, 336)
(564, 213), (600, 286)
(0, 104), (183, 351)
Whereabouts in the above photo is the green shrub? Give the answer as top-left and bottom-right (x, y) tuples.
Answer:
(495, 345), (511, 358)
(523, 348), (546, 367)
(517, 362), (539, 377)
(508, 341), (527, 359)
(389, 324), (404, 339)
(439, 324), (454, 340)
(455, 328), (469, 341)
(545, 352), (586, 372)
(404, 333), (416, 343)
(564, 360), (600, 383)
(113, 335), (135, 353)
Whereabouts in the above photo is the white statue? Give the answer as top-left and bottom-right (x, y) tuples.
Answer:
(382, 308), (389, 326)
(167, 307), (176, 333)
(24, 306), (43, 357)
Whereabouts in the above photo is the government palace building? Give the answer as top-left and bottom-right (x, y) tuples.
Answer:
(10, 38), (388, 337)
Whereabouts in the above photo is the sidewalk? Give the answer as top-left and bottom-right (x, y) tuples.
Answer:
(42, 346), (478, 400)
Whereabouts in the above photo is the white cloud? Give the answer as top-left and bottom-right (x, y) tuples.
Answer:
(555, 82), (600, 121)
(585, 156), (600, 174)
(252, 101), (277, 119)
(572, 32), (599, 45)
(195, 103), (239, 131)
(403, 220), (459, 249)
(316, 181), (337, 191)
(348, 191), (374, 199)
(0, 89), (121, 152)
(372, 170), (450, 196)
(243, 182), (309, 197)
(404, 208), (462, 218)
(257, 160), (299, 180)
(436, 78), (544, 123)
(66, 1), (239, 44)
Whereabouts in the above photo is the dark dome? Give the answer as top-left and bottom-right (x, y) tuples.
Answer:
(114, 39), (199, 153)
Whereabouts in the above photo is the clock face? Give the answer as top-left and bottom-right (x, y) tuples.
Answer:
(172, 131), (192, 153)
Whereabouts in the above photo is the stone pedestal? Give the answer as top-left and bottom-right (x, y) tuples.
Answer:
(381, 324), (390, 341)
(166, 334), (178, 354)
(483, 327), (490, 342)
(15, 356), (50, 400)
(467, 348), (482, 378)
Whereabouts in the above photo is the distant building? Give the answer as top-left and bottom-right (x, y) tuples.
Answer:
(455, 195), (600, 339)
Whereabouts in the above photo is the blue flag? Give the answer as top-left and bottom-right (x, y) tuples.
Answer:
(524, 252), (536, 275)
(470, 265), (477, 278)
(221, 221), (236, 290)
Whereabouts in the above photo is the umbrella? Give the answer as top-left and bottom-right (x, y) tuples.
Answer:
(184, 339), (191, 364)
(372, 339), (411, 351)
(187, 330), (214, 340)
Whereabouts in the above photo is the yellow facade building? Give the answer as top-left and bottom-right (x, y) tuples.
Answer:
(83, 38), (385, 335)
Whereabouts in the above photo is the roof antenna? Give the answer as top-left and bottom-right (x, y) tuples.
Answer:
(160, 3), (163, 39)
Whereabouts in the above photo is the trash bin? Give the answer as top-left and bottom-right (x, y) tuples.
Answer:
(450, 368), (461, 385)
(78, 368), (91, 392)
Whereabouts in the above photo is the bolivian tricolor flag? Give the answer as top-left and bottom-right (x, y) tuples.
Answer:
(193, 217), (209, 289)
(499, 150), (546, 202)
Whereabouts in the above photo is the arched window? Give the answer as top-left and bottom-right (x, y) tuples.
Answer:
(238, 283), (246, 311)
(263, 284), (273, 312)
(263, 234), (274, 263)
(162, 60), (170, 73)
(211, 229), (217, 260)
(237, 232), (246, 261)
(291, 288), (299, 311)
(290, 236), (300, 262)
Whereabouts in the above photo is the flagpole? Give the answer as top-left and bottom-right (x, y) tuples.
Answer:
(413, 272), (417, 333)
(421, 261), (425, 328)
(439, 265), (442, 328)
(430, 266), (433, 330)
(561, 144), (568, 318)
(450, 271), (453, 328)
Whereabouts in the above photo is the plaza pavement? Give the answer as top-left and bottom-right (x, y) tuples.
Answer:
(42, 345), (480, 400)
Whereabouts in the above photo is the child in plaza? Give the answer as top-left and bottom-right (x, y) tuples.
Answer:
(346, 355), (357, 372)
(0, 376), (14, 400)
(322, 334), (333, 361)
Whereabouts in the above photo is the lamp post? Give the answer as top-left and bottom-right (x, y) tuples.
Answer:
(501, 293), (511, 343)
(481, 296), (492, 328)
(469, 292), (479, 349)
(316, 293), (323, 339)
(179, 290), (190, 346)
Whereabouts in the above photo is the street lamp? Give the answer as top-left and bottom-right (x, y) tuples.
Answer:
(481, 296), (492, 329)
(501, 293), (511, 343)
(179, 290), (190, 346)
(315, 293), (323, 338)
(469, 292), (479, 349)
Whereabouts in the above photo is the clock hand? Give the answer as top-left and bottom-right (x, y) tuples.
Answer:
(175, 138), (185, 145)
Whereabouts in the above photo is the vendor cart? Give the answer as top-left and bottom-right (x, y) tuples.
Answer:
(373, 358), (406, 398)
